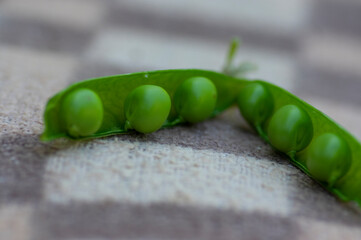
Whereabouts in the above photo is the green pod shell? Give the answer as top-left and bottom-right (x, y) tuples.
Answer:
(61, 88), (104, 137)
(237, 82), (274, 127)
(124, 85), (171, 133)
(305, 133), (352, 186)
(174, 76), (217, 123)
(267, 104), (313, 154)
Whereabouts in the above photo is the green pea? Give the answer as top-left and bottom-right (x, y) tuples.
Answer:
(306, 133), (351, 186)
(174, 76), (217, 123)
(237, 82), (274, 126)
(124, 85), (171, 133)
(61, 88), (104, 138)
(267, 104), (313, 154)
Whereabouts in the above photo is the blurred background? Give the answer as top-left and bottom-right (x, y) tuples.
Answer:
(1, 0), (361, 239)
(1, 0), (360, 136)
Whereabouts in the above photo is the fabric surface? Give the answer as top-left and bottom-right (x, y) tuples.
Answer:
(1, 0), (361, 239)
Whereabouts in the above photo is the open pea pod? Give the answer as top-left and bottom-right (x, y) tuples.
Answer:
(42, 68), (361, 208)
(237, 80), (361, 207)
(41, 69), (246, 141)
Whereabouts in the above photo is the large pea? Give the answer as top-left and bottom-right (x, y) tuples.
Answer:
(306, 133), (351, 186)
(124, 85), (171, 133)
(61, 88), (104, 138)
(237, 82), (274, 126)
(267, 104), (313, 153)
(174, 76), (217, 123)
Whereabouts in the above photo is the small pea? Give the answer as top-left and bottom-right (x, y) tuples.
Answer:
(61, 88), (104, 138)
(237, 82), (274, 126)
(267, 104), (313, 154)
(306, 133), (351, 186)
(124, 85), (171, 133)
(174, 76), (217, 123)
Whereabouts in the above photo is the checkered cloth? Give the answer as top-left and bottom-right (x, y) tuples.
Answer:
(1, 0), (361, 239)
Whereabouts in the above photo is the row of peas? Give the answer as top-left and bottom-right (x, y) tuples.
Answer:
(61, 76), (217, 136)
(238, 82), (352, 187)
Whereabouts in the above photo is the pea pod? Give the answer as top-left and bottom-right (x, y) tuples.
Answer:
(41, 69), (361, 207)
